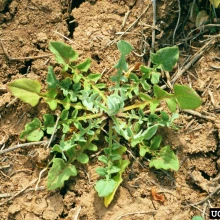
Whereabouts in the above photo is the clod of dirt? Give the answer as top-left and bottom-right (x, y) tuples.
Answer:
(190, 156), (218, 177)
(24, 213), (41, 220)
(42, 194), (64, 220)
(183, 122), (217, 153)
(31, 0), (52, 12)
(190, 170), (217, 193)
(8, 204), (21, 214)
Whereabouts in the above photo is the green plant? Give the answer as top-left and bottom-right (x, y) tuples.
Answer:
(7, 40), (202, 207)
(192, 216), (204, 220)
(209, 0), (220, 8)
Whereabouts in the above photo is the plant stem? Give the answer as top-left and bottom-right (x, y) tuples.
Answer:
(76, 113), (106, 121)
(123, 102), (149, 111)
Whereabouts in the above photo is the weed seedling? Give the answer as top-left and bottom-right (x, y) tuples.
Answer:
(7, 40), (202, 206)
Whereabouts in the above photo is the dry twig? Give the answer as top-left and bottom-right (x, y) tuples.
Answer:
(0, 141), (48, 155)
(186, 185), (220, 207)
(182, 109), (216, 121)
(171, 35), (219, 84)
(151, 0), (156, 52)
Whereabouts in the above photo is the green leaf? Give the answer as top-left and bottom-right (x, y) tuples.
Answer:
(192, 216), (204, 220)
(174, 84), (202, 109)
(7, 78), (41, 107)
(150, 46), (179, 71)
(95, 179), (116, 197)
(131, 125), (158, 147)
(44, 89), (58, 110)
(43, 114), (55, 134)
(109, 166), (121, 174)
(143, 125), (158, 140)
(20, 118), (44, 141)
(60, 109), (69, 120)
(150, 135), (162, 150)
(73, 73), (82, 84)
(166, 98), (177, 112)
(110, 154), (121, 161)
(60, 78), (72, 95)
(96, 83), (107, 89)
(51, 144), (67, 161)
(96, 167), (107, 177)
(107, 95), (124, 116)
(117, 40), (133, 55)
(150, 100), (160, 113)
(77, 153), (89, 164)
(98, 155), (108, 164)
(140, 66), (151, 78)
(139, 93), (152, 101)
(139, 145), (151, 157)
(87, 73), (101, 82)
(62, 96), (71, 110)
(87, 144), (98, 151)
(153, 85), (172, 99)
(47, 66), (58, 89)
(151, 72), (160, 84)
(141, 81), (151, 91)
(149, 146), (179, 171)
(209, 0), (220, 8)
(104, 159), (129, 207)
(161, 111), (169, 122)
(47, 158), (77, 190)
(62, 123), (70, 133)
(49, 41), (78, 71)
(76, 58), (91, 72)
(113, 56), (128, 72)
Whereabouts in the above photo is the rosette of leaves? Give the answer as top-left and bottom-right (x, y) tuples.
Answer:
(7, 40), (202, 207)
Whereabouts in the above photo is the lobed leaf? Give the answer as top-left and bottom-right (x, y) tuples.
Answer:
(139, 145), (151, 157)
(153, 85), (173, 99)
(150, 46), (179, 71)
(43, 114), (55, 134)
(117, 40), (133, 55)
(149, 146), (179, 171)
(76, 58), (91, 72)
(104, 159), (130, 207)
(20, 118), (44, 141)
(87, 73), (101, 82)
(174, 84), (202, 109)
(47, 158), (77, 190)
(7, 78), (41, 107)
(96, 167), (107, 177)
(151, 72), (160, 84)
(44, 88), (58, 110)
(95, 179), (116, 197)
(49, 41), (78, 71)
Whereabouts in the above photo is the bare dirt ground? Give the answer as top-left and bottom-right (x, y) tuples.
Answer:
(0, 0), (219, 219)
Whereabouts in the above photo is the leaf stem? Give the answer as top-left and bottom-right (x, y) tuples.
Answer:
(123, 102), (149, 111)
